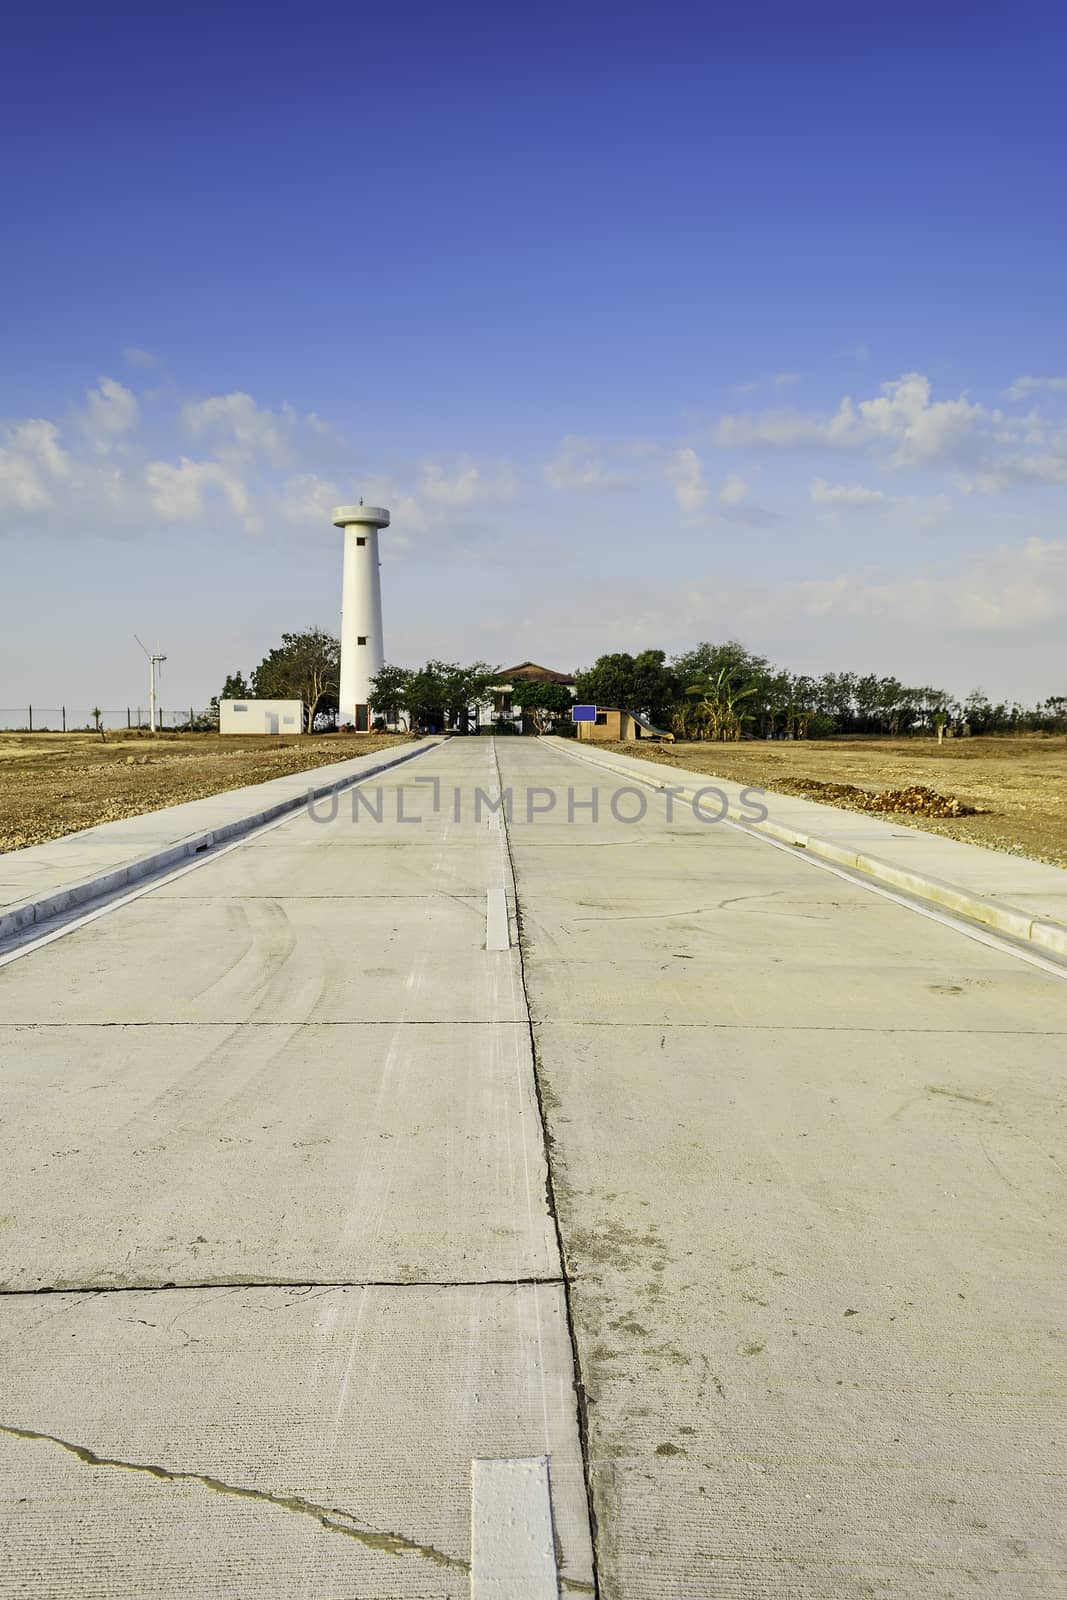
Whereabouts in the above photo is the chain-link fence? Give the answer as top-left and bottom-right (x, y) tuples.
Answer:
(0, 707), (206, 732)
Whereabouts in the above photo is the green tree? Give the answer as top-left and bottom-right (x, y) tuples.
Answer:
(371, 660), (500, 732)
(574, 649), (677, 720)
(674, 666), (758, 741)
(219, 670), (250, 699)
(671, 641), (770, 696)
(510, 679), (574, 733)
(630, 649), (678, 723)
(574, 652), (638, 710)
(367, 664), (414, 726)
(252, 627), (340, 729)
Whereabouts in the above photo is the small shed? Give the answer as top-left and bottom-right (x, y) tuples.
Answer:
(576, 708), (673, 743)
(577, 708), (636, 742)
(220, 698), (304, 735)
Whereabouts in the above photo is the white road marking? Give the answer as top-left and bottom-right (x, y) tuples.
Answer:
(470, 1456), (559, 1600)
(486, 886), (510, 950)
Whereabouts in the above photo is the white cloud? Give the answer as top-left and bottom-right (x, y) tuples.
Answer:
(123, 346), (157, 370)
(146, 457), (259, 533)
(1003, 376), (1067, 402)
(753, 536), (1067, 631)
(0, 420), (71, 510)
(716, 470), (777, 526)
(418, 459), (518, 506)
(275, 473), (341, 526)
(81, 376), (139, 454)
(347, 459), (521, 557)
(543, 434), (625, 491)
(811, 477), (884, 507)
(972, 452), (1067, 491)
(665, 447), (708, 512)
(181, 392), (294, 465)
(0, 381), (354, 543)
(717, 372), (985, 469)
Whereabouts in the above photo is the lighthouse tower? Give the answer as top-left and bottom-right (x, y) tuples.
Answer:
(332, 503), (390, 731)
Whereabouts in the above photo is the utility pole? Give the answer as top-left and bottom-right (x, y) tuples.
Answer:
(134, 635), (167, 733)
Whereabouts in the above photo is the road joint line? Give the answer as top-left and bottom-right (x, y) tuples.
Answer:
(492, 739), (603, 1599)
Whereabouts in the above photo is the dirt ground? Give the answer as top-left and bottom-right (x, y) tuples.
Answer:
(596, 734), (1067, 868)
(0, 731), (415, 852)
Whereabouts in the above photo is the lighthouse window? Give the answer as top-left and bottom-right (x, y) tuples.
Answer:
(356, 536), (366, 546)
(357, 635), (367, 645)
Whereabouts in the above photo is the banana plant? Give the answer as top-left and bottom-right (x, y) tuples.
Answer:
(683, 667), (758, 741)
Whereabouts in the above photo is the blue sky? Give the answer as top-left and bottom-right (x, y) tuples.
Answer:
(2, 0), (1066, 713)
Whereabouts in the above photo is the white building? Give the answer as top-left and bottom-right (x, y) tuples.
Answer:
(219, 698), (304, 735)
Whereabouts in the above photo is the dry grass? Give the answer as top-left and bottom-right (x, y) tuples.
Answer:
(0, 731), (416, 852)
(596, 734), (1067, 868)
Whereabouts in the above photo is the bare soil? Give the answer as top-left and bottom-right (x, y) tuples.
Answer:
(0, 731), (416, 852)
(596, 734), (1067, 868)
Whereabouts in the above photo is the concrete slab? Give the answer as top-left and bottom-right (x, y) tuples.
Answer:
(495, 738), (1067, 1597)
(515, 882), (1062, 971)
(0, 896), (527, 1023)
(0, 1022), (556, 1290)
(0, 1284), (594, 1599)
(521, 950), (1067, 1030)
(550, 739), (1067, 941)
(152, 841), (498, 898)
(528, 1023), (1067, 1598)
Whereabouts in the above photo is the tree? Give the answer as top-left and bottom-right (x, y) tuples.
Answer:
(674, 666), (758, 741)
(510, 680), (573, 733)
(367, 664), (414, 727)
(252, 628), (340, 729)
(671, 641), (770, 697)
(630, 649), (677, 724)
(219, 670), (250, 700)
(574, 649), (678, 721)
(369, 660), (500, 733)
(574, 653), (639, 711)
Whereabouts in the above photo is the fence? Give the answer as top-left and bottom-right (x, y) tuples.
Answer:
(0, 707), (204, 732)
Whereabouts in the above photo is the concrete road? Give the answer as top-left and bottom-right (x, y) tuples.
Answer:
(1, 737), (1065, 1597)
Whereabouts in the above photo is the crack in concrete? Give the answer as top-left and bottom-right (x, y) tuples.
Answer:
(0, 1420), (467, 1571)
(0, 1421), (595, 1592)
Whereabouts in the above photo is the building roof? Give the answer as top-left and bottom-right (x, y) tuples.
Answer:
(499, 661), (576, 685)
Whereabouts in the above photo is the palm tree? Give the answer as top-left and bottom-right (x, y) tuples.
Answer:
(678, 668), (758, 741)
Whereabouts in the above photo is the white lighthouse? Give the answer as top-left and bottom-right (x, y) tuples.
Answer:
(332, 502), (390, 731)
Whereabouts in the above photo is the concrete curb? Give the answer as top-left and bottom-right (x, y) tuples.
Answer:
(548, 739), (1067, 962)
(0, 738), (443, 944)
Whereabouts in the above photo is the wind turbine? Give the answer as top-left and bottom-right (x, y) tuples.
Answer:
(134, 635), (167, 733)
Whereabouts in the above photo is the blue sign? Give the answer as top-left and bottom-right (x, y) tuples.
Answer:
(572, 704), (597, 723)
